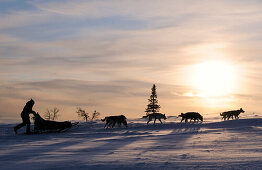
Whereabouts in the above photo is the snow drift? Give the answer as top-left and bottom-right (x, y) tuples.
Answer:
(0, 116), (262, 169)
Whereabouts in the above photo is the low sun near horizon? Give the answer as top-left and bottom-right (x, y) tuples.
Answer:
(0, 0), (261, 121)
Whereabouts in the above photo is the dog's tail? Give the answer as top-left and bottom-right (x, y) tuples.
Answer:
(142, 115), (149, 118)
(101, 118), (106, 122)
(178, 113), (184, 117)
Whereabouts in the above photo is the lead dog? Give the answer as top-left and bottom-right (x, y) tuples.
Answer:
(220, 108), (245, 120)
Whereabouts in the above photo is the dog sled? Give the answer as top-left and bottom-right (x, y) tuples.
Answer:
(33, 113), (79, 134)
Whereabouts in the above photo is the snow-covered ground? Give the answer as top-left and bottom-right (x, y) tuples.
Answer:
(1, 114), (262, 170)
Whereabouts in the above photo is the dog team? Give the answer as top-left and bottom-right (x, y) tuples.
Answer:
(101, 108), (245, 128)
(14, 99), (245, 133)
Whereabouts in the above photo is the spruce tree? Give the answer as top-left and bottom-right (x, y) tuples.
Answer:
(145, 84), (160, 115)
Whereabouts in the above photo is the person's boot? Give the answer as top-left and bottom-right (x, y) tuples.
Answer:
(13, 127), (18, 134)
(26, 124), (31, 134)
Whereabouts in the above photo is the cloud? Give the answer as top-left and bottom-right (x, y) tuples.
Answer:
(1, 78), (257, 121)
(0, 78), (206, 117)
(0, 10), (52, 29)
(0, 79), (155, 119)
(32, 0), (262, 18)
(1, 0), (262, 121)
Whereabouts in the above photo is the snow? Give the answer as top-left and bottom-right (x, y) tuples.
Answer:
(1, 114), (262, 169)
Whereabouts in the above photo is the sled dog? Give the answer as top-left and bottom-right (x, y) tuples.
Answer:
(101, 115), (127, 128)
(145, 113), (167, 125)
(220, 108), (245, 120)
(179, 112), (203, 123)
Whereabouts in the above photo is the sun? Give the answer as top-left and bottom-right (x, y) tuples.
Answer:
(191, 61), (237, 97)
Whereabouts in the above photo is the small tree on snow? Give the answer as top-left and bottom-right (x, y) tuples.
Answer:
(44, 107), (60, 120)
(145, 84), (160, 115)
(91, 110), (100, 120)
(45, 109), (52, 120)
(76, 107), (89, 122)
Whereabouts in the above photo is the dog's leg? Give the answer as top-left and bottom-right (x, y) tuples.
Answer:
(107, 120), (112, 128)
(118, 121), (121, 127)
(112, 120), (116, 128)
(123, 121), (128, 127)
(159, 118), (162, 124)
(105, 120), (109, 128)
(154, 117), (156, 124)
(107, 121), (112, 128)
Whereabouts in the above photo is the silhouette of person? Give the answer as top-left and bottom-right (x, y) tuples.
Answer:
(14, 99), (37, 134)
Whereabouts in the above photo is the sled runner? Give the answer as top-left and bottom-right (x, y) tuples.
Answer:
(32, 112), (79, 134)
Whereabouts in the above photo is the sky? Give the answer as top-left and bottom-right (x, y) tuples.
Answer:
(1, 0), (262, 122)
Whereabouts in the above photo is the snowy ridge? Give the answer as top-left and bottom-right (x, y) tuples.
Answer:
(1, 118), (262, 169)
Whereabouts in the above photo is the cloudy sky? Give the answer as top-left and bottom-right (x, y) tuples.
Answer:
(1, 0), (262, 121)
